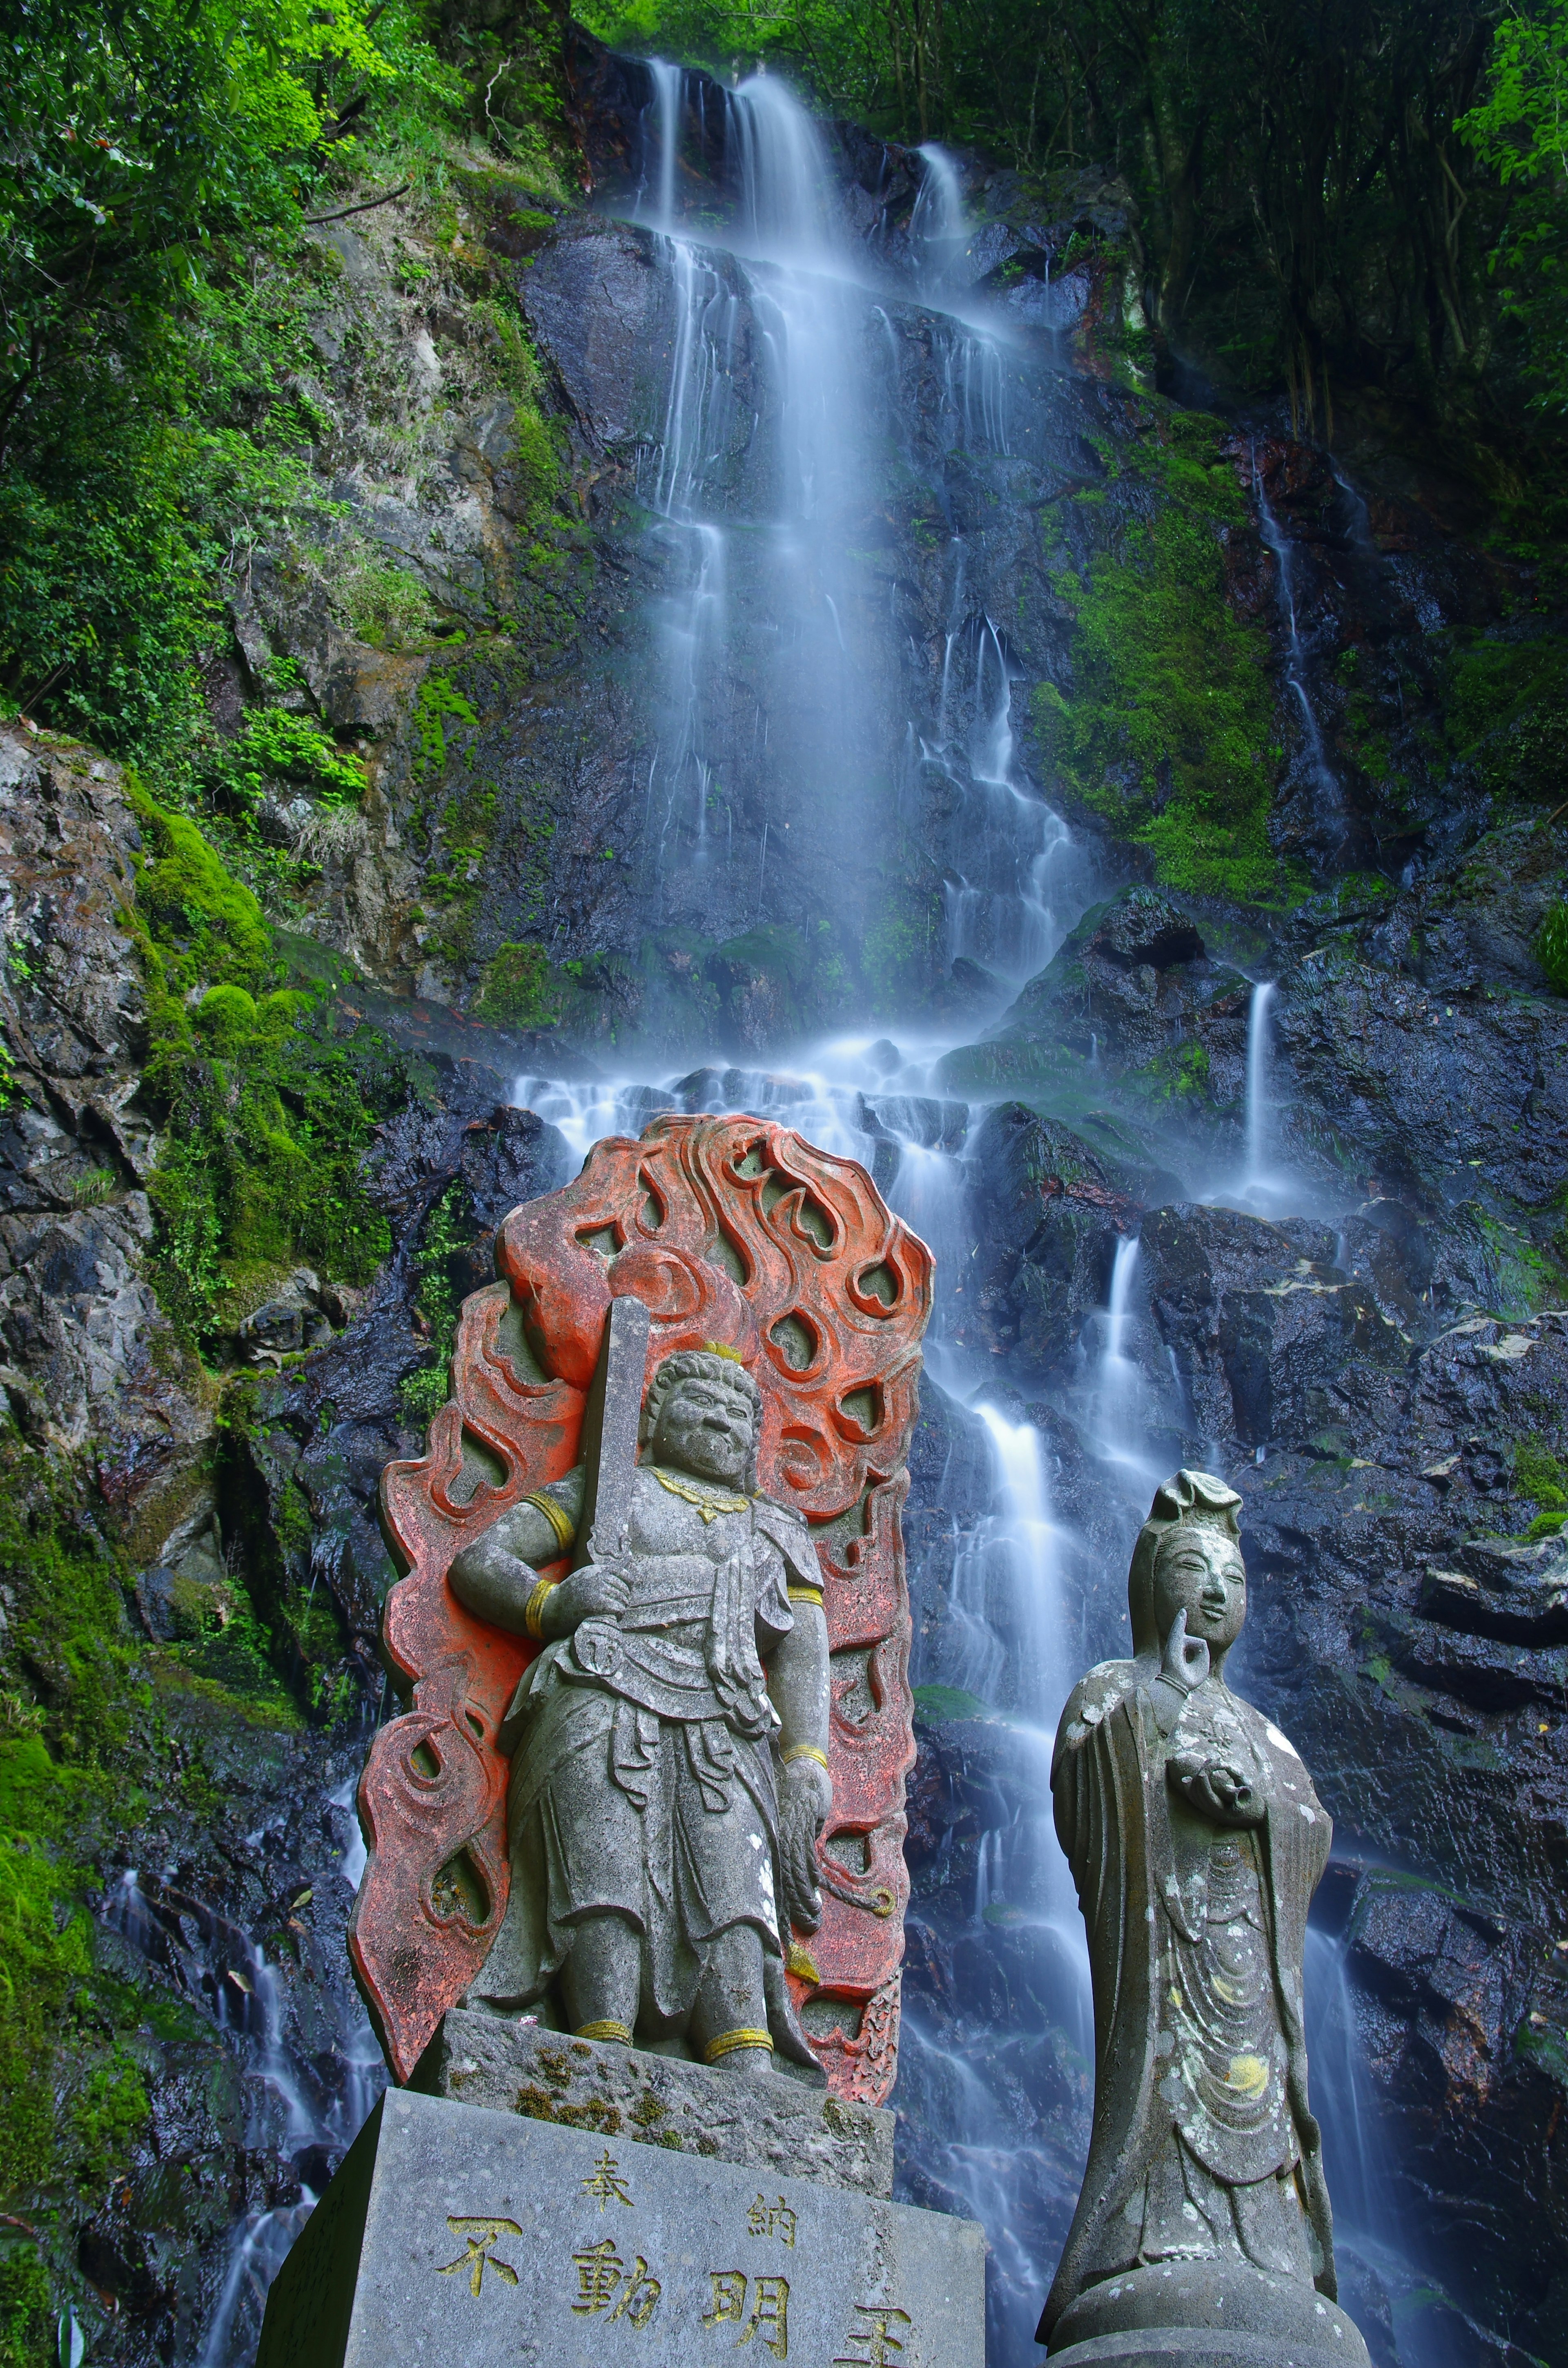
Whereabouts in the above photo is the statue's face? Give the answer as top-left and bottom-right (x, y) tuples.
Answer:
(1153, 1523), (1247, 1654)
(652, 1369), (759, 1485)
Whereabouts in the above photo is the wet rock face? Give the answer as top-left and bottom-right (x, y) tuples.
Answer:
(958, 1103), (1132, 1384)
(1274, 942), (1568, 1211)
(0, 729), (206, 1519)
(980, 883), (1253, 1121)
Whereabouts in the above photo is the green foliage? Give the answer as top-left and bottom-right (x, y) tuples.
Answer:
(207, 710), (367, 813)
(0, 1436), (151, 2203)
(1444, 633), (1568, 803)
(473, 940), (560, 1027)
(0, 0), (469, 757)
(397, 1182), (479, 1419)
(1035, 424), (1287, 901)
(1537, 901), (1568, 992)
(336, 555), (438, 651)
(0, 2244), (51, 2368)
(126, 785), (400, 1336)
(1459, 1), (1568, 412)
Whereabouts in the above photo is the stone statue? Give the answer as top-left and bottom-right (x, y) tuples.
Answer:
(350, 1113), (932, 2107)
(446, 1340), (831, 2078)
(1041, 1469), (1370, 2366)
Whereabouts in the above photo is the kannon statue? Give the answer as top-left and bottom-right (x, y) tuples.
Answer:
(1042, 1469), (1370, 2365)
(446, 1342), (830, 2079)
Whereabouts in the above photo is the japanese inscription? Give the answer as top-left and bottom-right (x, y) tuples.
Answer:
(426, 2194), (924, 2366)
(571, 2241), (662, 2328)
(703, 2272), (791, 2357)
(435, 2216), (521, 2297)
(746, 2196), (797, 2248)
(583, 2149), (635, 2210)
(833, 2305), (913, 2366)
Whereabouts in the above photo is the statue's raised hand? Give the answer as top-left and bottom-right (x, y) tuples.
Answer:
(1160, 1606), (1210, 1695)
(538, 1563), (630, 1639)
(778, 1754), (832, 1935)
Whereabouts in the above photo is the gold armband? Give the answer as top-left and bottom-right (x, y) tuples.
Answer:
(523, 1573), (560, 1641)
(782, 1742), (829, 1770)
(703, 2028), (773, 2062)
(786, 1581), (824, 1604)
(576, 2020), (632, 2045)
(525, 1488), (575, 1552)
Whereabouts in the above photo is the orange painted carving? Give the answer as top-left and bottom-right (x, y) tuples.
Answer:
(350, 1114), (933, 2099)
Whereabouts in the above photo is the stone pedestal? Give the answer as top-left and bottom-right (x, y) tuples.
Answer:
(1047, 2260), (1373, 2368)
(256, 2085), (984, 2368)
(412, 2008), (895, 2196)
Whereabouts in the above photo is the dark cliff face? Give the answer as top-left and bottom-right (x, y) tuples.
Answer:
(1, 30), (1567, 2368)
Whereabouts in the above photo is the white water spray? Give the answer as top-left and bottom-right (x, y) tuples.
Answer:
(1243, 978), (1275, 1189)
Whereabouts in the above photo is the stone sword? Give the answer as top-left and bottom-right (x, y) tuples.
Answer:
(572, 1293), (652, 1574)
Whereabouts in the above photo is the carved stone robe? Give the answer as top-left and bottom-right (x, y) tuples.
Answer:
(1039, 1652), (1338, 2343)
(469, 1459), (823, 2068)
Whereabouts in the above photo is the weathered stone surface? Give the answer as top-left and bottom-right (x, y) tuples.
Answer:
(959, 1101), (1135, 1382)
(992, 886), (1253, 1093)
(0, 725), (208, 1514)
(413, 2009), (895, 2196)
(256, 2087), (983, 2368)
(1273, 945), (1568, 1210)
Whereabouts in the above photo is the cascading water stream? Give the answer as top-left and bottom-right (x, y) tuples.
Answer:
(1242, 977), (1276, 1199)
(1251, 444), (1345, 853)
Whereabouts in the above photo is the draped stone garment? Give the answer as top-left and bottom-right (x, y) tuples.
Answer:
(1040, 1656), (1338, 2341)
(470, 1462), (823, 2053)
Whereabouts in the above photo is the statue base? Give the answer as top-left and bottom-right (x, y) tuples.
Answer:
(255, 2085), (984, 2368)
(412, 2007), (893, 2196)
(1047, 2262), (1372, 2368)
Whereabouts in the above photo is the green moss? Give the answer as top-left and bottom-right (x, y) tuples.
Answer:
(0, 1438), (155, 2211)
(472, 940), (559, 1027)
(1444, 633), (1568, 804)
(0, 2243), (51, 2368)
(861, 896), (937, 1014)
(1539, 902), (1568, 992)
(414, 672), (480, 779)
(1516, 1438), (1568, 1511)
(127, 782), (274, 994)
(1035, 417), (1292, 902)
(336, 554), (438, 651)
(398, 1181), (483, 1421)
(1138, 1038), (1213, 1101)
(125, 785), (403, 1338)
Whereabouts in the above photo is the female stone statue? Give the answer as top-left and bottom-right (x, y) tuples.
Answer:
(1041, 1470), (1369, 2364)
(445, 1346), (831, 2083)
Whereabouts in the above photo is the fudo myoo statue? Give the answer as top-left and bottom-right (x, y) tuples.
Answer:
(350, 1114), (932, 2107)
(446, 1338), (831, 2076)
(1042, 1471), (1370, 2367)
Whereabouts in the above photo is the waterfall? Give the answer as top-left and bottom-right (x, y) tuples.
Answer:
(1085, 1233), (1157, 1500)
(912, 143), (967, 295)
(105, 1768), (387, 2368)
(1251, 445), (1345, 852)
(1243, 978), (1276, 1191)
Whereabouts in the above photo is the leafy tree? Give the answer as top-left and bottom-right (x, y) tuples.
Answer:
(1459, 0), (1568, 409)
